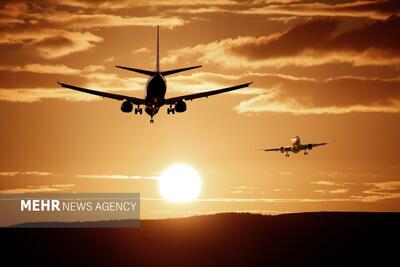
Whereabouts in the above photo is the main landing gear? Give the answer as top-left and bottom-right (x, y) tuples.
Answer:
(134, 106), (142, 115)
(285, 152), (290, 157)
(167, 105), (175, 115)
(304, 150), (308, 155)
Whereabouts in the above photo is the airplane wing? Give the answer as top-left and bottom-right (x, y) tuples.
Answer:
(164, 82), (253, 105)
(261, 146), (291, 152)
(57, 81), (145, 105)
(301, 142), (328, 150)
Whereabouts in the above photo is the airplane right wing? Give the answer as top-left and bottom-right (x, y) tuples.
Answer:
(165, 82), (253, 104)
(261, 146), (292, 152)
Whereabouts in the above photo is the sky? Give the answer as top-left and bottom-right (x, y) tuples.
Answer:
(0, 0), (399, 218)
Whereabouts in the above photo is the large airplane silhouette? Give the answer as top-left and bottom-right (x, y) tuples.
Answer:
(58, 26), (253, 123)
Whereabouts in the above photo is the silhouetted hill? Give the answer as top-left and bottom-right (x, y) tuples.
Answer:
(1, 212), (399, 267)
(13, 219), (139, 228)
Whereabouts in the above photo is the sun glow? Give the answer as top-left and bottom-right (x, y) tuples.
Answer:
(159, 164), (201, 202)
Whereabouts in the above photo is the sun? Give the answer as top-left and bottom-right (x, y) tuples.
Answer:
(159, 164), (202, 202)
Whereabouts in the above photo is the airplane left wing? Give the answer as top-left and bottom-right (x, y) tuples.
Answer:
(57, 81), (145, 105)
(301, 142), (328, 150)
(165, 82), (253, 105)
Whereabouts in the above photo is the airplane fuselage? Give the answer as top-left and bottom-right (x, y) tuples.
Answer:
(144, 73), (167, 116)
(290, 135), (301, 153)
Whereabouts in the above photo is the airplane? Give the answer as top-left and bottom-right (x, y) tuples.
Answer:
(260, 136), (328, 157)
(57, 26), (253, 123)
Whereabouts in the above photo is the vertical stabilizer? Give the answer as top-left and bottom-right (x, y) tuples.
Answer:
(156, 25), (160, 73)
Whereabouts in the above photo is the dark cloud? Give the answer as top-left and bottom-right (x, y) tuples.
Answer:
(330, 14), (400, 55)
(235, 73), (400, 114)
(231, 19), (338, 60)
(230, 15), (400, 65)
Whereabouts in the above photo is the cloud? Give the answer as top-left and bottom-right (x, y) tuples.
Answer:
(48, 0), (239, 9)
(234, 75), (400, 115)
(165, 0), (399, 20)
(194, 197), (357, 203)
(142, 196), (360, 203)
(0, 171), (53, 177)
(25, 31), (103, 59)
(75, 174), (158, 180)
(82, 65), (106, 73)
(132, 47), (151, 54)
(235, 186), (257, 190)
(273, 188), (293, 192)
(311, 180), (340, 186)
(228, 185), (257, 194)
(310, 179), (400, 202)
(238, 0), (400, 20)
(0, 2), (185, 59)
(33, 11), (186, 29)
(0, 69), (147, 102)
(0, 88), (101, 102)
(0, 64), (81, 75)
(0, 184), (75, 194)
(172, 6), (231, 14)
(235, 92), (400, 115)
(314, 188), (349, 194)
(104, 56), (115, 63)
(0, 2), (28, 18)
(361, 181), (400, 202)
(163, 15), (400, 68)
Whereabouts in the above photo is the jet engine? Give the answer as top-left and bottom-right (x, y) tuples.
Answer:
(307, 144), (313, 150)
(174, 101), (187, 113)
(280, 147), (285, 153)
(120, 101), (133, 113)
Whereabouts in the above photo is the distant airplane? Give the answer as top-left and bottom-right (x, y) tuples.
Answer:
(260, 136), (328, 157)
(57, 26), (252, 123)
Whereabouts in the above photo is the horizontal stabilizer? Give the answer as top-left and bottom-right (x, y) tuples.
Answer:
(161, 65), (202, 76)
(115, 66), (156, 76)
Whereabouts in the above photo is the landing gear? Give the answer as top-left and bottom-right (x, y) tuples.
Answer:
(150, 115), (154, 124)
(167, 105), (175, 115)
(285, 152), (290, 157)
(134, 106), (143, 115)
(304, 150), (308, 155)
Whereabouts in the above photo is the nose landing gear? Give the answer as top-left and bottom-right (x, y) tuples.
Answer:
(150, 116), (154, 124)
(285, 152), (290, 157)
(304, 150), (308, 155)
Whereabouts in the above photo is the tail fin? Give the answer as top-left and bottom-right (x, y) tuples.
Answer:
(156, 25), (160, 73)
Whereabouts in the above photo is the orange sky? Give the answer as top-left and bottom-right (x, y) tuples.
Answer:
(0, 0), (399, 218)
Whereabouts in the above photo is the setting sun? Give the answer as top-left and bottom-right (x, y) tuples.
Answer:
(159, 164), (201, 202)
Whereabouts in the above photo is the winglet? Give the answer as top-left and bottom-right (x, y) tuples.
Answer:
(57, 81), (62, 86)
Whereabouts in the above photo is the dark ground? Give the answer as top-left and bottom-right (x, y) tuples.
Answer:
(1, 212), (399, 266)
